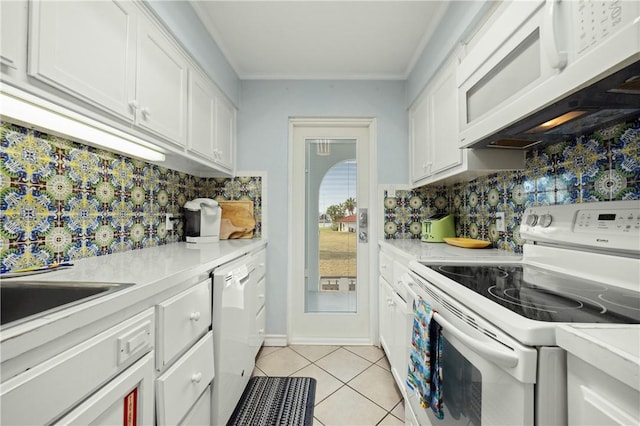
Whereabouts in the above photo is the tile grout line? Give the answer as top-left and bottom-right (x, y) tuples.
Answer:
(269, 346), (403, 424)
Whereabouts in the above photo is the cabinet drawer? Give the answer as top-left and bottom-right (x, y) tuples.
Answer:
(255, 276), (266, 313)
(379, 250), (393, 283)
(156, 331), (214, 426)
(0, 309), (154, 425)
(156, 279), (211, 369)
(182, 384), (212, 426)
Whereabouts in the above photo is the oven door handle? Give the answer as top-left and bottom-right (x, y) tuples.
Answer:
(434, 312), (519, 368)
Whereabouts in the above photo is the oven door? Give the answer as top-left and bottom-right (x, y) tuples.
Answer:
(405, 272), (536, 426)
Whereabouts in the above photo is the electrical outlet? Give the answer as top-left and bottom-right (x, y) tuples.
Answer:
(388, 185), (396, 198)
(165, 213), (174, 231)
(495, 212), (505, 232)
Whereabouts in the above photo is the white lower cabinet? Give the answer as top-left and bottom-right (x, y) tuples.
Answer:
(154, 278), (214, 426)
(155, 331), (214, 426)
(379, 277), (408, 395)
(0, 309), (155, 425)
(56, 352), (155, 426)
(379, 248), (412, 399)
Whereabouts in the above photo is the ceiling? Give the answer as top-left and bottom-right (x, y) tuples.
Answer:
(190, 1), (449, 80)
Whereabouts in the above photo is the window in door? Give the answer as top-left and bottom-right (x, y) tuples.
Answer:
(305, 139), (357, 313)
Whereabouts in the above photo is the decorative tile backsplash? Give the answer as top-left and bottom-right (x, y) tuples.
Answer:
(0, 122), (262, 273)
(384, 119), (640, 253)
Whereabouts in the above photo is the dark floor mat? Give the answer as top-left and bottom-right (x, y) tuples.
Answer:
(227, 376), (316, 426)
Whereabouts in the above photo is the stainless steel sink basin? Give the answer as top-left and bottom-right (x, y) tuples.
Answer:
(0, 281), (133, 328)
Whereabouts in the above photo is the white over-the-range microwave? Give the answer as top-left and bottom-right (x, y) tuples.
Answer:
(457, 0), (640, 150)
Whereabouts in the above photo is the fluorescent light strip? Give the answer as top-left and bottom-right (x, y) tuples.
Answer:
(0, 90), (166, 162)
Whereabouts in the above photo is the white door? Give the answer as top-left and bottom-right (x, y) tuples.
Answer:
(290, 118), (375, 343)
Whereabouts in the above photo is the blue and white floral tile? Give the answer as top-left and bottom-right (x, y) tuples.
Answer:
(0, 121), (265, 273)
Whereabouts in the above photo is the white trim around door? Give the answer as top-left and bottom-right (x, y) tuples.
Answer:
(287, 117), (378, 345)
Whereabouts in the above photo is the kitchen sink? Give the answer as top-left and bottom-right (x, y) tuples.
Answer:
(0, 281), (133, 328)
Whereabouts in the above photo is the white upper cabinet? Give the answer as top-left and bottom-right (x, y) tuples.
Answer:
(28, 0), (189, 148)
(28, 0), (138, 122)
(1, 1), (28, 81)
(429, 60), (461, 175)
(410, 49), (524, 187)
(20, 0), (234, 175)
(187, 68), (235, 173)
(409, 91), (430, 183)
(135, 17), (188, 147)
(188, 68), (217, 161)
(214, 94), (235, 172)
(410, 53), (462, 185)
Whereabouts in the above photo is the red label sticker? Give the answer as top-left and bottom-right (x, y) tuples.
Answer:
(124, 388), (138, 426)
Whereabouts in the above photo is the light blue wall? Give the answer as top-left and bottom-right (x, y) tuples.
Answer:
(237, 80), (407, 335)
(144, 0), (241, 105)
(406, 0), (490, 106)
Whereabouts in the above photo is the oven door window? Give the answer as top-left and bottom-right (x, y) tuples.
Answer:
(442, 336), (482, 425)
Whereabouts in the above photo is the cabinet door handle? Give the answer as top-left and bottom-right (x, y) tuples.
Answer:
(189, 311), (201, 322)
(128, 100), (138, 112)
(191, 372), (203, 383)
(141, 107), (151, 119)
(258, 294), (265, 300)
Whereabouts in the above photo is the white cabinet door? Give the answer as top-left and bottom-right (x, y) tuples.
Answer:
(55, 353), (155, 426)
(0, 309), (154, 425)
(409, 93), (430, 183)
(214, 93), (235, 171)
(28, 0), (137, 121)
(136, 18), (188, 147)
(429, 56), (461, 175)
(187, 68), (216, 160)
(1, 0), (28, 81)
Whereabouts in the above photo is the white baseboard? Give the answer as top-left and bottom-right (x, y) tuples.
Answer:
(288, 336), (374, 346)
(263, 334), (287, 347)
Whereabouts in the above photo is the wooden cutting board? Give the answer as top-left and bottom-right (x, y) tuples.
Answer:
(218, 200), (256, 239)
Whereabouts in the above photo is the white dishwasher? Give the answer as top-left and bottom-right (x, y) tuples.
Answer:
(211, 255), (256, 426)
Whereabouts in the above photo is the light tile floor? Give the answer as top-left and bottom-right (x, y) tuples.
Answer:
(253, 345), (404, 426)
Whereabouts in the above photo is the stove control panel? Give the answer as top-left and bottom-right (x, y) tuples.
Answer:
(575, 208), (639, 234)
(521, 200), (640, 253)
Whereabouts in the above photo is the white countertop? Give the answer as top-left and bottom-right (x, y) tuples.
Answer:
(556, 324), (640, 391)
(1, 239), (267, 364)
(379, 239), (522, 262)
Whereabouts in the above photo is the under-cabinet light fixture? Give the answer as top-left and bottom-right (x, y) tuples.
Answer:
(0, 89), (166, 162)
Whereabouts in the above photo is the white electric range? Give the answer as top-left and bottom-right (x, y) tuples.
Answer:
(406, 200), (640, 425)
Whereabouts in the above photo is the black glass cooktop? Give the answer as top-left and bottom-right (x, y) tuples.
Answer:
(426, 264), (640, 323)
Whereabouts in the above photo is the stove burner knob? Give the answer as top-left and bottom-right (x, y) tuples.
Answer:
(525, 214), (538, 227)
(539, 214), (553, 228)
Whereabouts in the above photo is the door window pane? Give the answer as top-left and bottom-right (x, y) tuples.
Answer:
(305, 139), (357, 313)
